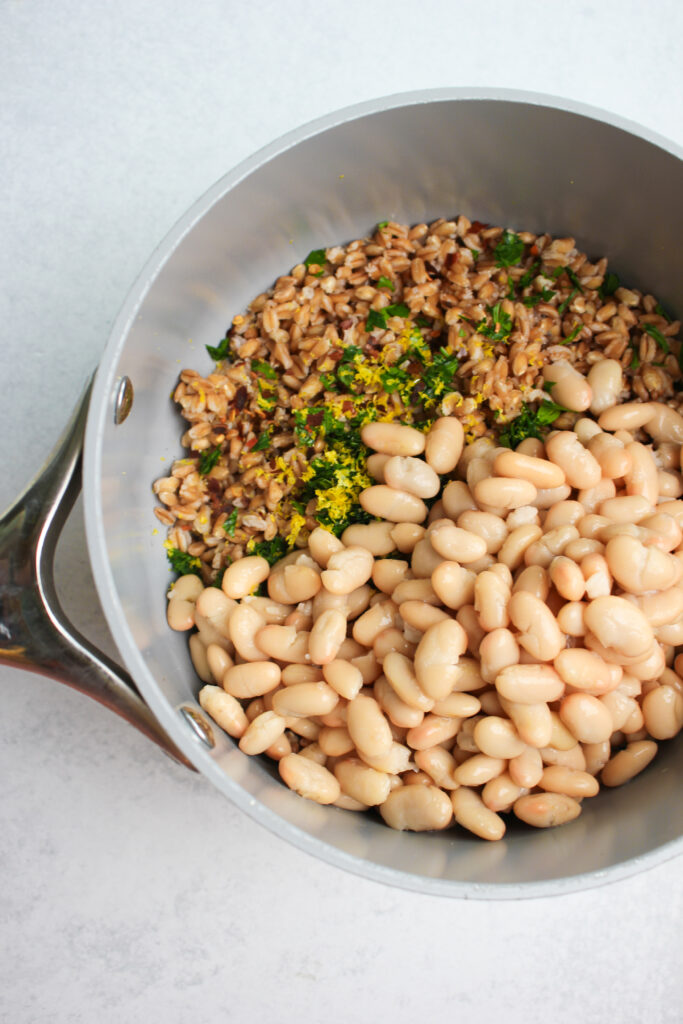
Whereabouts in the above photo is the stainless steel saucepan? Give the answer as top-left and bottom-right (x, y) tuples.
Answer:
(2, 88), (681, 898)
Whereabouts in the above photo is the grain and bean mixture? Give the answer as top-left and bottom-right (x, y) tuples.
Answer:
(153, 216), (682, 579)
(158, 216), (683, 837)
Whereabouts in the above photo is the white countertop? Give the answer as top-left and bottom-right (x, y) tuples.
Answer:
(1, 2), (682, 1021)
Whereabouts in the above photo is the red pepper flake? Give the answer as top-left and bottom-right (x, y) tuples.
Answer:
(470, 220), (489, 233)
(530, 244), (539, 256)
(245, 436), (257, 450)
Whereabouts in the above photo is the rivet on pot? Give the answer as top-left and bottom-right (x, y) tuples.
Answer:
(113, 376), (134, 425)
(178, 704), (215, 748)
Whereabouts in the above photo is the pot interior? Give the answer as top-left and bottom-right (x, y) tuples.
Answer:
(85, 92), (683, 896)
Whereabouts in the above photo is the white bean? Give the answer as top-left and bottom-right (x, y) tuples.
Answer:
(361, 421), (426, 456)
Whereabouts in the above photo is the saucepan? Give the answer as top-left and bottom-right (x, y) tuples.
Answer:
(2, 88), (682, 898)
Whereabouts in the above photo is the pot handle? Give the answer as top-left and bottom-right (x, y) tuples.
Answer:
(0, 380), (195, 770)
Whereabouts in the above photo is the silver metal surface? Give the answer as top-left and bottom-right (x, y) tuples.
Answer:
(178, 704), (216, 748)
(114, 375), (134, 425)
(58, 88), (683, 896)
(0, 382), (193, 770)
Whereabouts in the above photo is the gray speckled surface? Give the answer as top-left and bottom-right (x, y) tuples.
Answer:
(1, 2), (682, 1021)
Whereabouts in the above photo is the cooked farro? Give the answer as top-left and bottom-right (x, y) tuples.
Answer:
(154, 216), (681, 583)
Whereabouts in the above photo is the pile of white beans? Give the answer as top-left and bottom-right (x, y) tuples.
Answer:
(168, 371), (683, 838)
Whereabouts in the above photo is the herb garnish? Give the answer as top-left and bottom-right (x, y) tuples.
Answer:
(377, 221), (389, 230)
(522, 288), (555, 308)
(223, 509), (238, 536)
(251, 359), (278, 380)
(211, 566), (227, 589)
(420, 348), (460, 403)
(561, 323), (583, 345)
(499, 400), (567, 449)
(206, 335), (233, 362)
(250, 536), (290, 565)
(252, 430), (272, 451)
(365, 303), (410, 331)
(655, 303), (673, 323)
(304, 249), (326, 276)
(466, 302), (513, 342)
(598, 272), (620, 299)
(198, 447), (221, 475)
(518, 261), (541, 290)
(333, 344), (365, 391)
(494, 230), (525, 268)
(166, 548), (203, 576)
(643, 323), (670, 354)
(377, 276), (394, 290)
(564, 267), (584, 292)
(558, 288), (579, 315)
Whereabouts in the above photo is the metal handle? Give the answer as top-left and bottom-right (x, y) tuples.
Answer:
(0, 380), (194, 770)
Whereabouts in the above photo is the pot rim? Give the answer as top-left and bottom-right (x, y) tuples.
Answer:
(83, 86), (683, 899)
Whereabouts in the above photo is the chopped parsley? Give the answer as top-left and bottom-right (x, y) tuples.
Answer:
(494, 230), (525, 268)
(252, 429), (272, 451)
(249, 536), (290, 565)
(655, 302), (673, 323)
(630, 344), (640, 370)
(558, 288), (579, 315)
(365, 309), (387, 331)
(365, 303), (410, 331)
(421, 348), (460, 403)
(415, 314), (432, 327)
(294, 409), (319, 446)
(304, 249), (327, 276)
(166, 547), (203, 576)
(470, 248), (480, 261)
(537, 399), (568, 424)
(499, 400), (567, 449)
(564, 267), (584, 292)
(295, 414), (374, 535)
(518, 260), (541, 290)
(379, 364), (410, 394)
(522, 287), (555, 308)
(334, 344), (365, 391)
(377, 275), (394, 290)
(251, 359), (278, 380)
(467, 302), (513, 342)
(643, 323), (670, 354)
(212, 566), (227, 589)
(206, 335), (233, 362)
(198, 447), (221, 475)
(223, 509), (238, 536)
(377, 220), (389, 230)
(386, 302), (411, 319)
(599, 271), (620, 299)
(561, 323), (583, 345)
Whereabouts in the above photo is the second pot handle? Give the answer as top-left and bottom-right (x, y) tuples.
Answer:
(0, 381), (195, 770)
